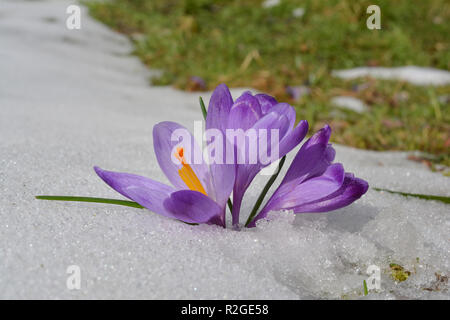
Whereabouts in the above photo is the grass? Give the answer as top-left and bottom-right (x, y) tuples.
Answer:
(363, 280), (368, 296)
(373, 188), (450, 204)
(35, 195), (144, 208)
(85, 0), (450, 167)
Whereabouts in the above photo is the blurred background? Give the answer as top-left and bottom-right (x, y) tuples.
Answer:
(86, 0), (449, 170)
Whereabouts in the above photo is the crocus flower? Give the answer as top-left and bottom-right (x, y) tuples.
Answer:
(207, 84), (309, 226)
(94, 119), (235, 227)
(247, 125), (369, 227)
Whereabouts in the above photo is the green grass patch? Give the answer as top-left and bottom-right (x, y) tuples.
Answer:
(85, 0), (450, 166)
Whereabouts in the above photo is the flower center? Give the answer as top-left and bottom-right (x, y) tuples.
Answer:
(174, 147), (207, 196)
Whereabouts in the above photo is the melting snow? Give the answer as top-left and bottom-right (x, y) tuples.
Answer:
(331, 96), (368, 113)
(0, 0), (448, 299)
(333, 66), (450, 86)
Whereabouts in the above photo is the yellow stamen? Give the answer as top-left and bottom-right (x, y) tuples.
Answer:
(175, 147), (207, 196)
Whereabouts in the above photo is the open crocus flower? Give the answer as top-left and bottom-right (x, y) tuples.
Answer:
(94, 119), (235, 227)
(247, 125), (369, 227)
(207, 84), (309, 226)
(37, 83), (370, 229)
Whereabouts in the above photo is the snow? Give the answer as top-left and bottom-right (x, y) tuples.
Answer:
(262, 0), (281, 9)
(333, 66), (450, 86)
(292, 8), (305, 18)
(0, 0), (449, 299)
(331, 96), (368, 113)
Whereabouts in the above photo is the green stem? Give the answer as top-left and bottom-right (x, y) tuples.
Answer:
(35, 195), (144, 208)
(245, 156), (286, 227)
(199, 96), (207, 120)
(227, 198), (233, 212)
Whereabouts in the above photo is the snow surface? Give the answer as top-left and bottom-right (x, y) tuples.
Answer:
(0, 0), (449, 299)
(331, 96), (368, 113)
(333, 66), (450, 86)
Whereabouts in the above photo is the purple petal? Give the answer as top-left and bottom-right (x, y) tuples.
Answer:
(291, 174), (369, 213)
(248, 171), (368, 227)
(94, 166), (176, 218)
(258, 102), (307, 160)
(281, 125), (333, 187)
(249, 111), (291, 164)
(206, 83), (233, 133)
(153, 121), (210, 192)
(230, 112), (291, 225)
(269, 163), (345, 210)
(163, 190), (224, 225)
(246, 125), (333, 227)
(278, 120), (309, 158)
(228, 92), (263, 131)
(269, 103), (296, 130)
(204, 131), (235, 211)
(234, 112), (290, 190)
(255, 93), (278, 114)
(204, 85), (236, 209)
(209, 162), (235, 211)
(248, 163), (344, 226)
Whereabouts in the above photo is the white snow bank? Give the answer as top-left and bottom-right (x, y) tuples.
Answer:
(262, 0), (280, 9)
(331, 96), (368, 113)
(0, 0), (449, 299)
(333, 66), (450, 86)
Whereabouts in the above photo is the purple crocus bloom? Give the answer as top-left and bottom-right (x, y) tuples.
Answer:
(207, 84), (309, 226)
(94, 120), (235, 227)
(247, 125), (369, 227)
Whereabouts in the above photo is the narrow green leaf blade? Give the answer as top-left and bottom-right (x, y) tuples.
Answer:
(227, 198), (233, 212)
(199, 96), (207, 120)
(35, 195), (144, 208)
(373, 188), (449, 204)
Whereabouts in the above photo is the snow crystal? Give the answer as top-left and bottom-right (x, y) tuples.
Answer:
(0, 0), (448, 299)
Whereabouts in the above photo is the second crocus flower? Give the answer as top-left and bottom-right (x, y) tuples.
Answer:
(247, 125), (369, 227)
(207, 84), (309, 226)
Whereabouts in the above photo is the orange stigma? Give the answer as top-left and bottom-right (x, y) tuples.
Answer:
(174, 147), (207, 196)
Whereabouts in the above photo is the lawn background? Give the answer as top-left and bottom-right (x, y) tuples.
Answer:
(85, 0), (450, 169)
